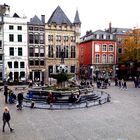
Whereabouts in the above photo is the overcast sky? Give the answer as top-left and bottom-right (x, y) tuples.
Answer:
(1, 0), (140, 36)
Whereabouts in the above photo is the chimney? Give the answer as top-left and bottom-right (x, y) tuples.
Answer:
(109, 22), (112, 33)
(41, 15), (45, 23)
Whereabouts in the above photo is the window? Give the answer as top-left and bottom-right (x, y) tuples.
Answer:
(29, 48), (34, 56)
(108, 44), (113, 52)
(0, 40), (2, 49)
(0, 55), (2, 61)
(9, 25), (14, 30)
(64, 36), (68, 41)
(29, 60), (34, 66)
(71, 46), (75, 58)
(95, 54), (100, 63)
(18, 48), (22, 56)
(103, 35), (106, 39)
(95, 44), (100, 52)
(56, 66), (59, 73)
(29, 34), (33, 44)
(28, 27), (33, 30)
(20, 62), (24, 68)
(34, 34), (39, 44)
(9, 34), (14, 42)
(14, 61), (18, 68)
(118, 48), (122, 54)
(9, 47), (14, 56)
(8, 62), (12, 68)
(102, 54), (106, 64)
(0, 72), (2, 80)
(71, 36), (75, 42)
(34, 27), (39, 31)
(35, 47), (39, 57)
(108, 54), (114, 63)
(35, 60), (39, 66)
(17, 26), (22, 30)
(102, 44), (107, 52)
(48, 66), (53, 77)
(48, 45), (53, 58)
(56, 35), (61, 41)
(109, 35), (113, 40)
(56, 45), (61, 58)
(18, 35), (22, 42)
(64, 46), (68, 58)
(40, 48), (44, 57)
(39, 34), (44, 44)
(20, 71), (25, 78)
(40, 60), (44, 66)
(96, 34), (99, 39)
(71, 66), (75, 73)
(40, 27), (44, 31)
(48, 35), (53, 41)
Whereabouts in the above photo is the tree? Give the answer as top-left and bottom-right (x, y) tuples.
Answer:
(120, 29), (140, 63)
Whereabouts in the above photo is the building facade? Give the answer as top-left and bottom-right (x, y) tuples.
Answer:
(79, 30), (117, 79)
(3, 12), (28, 83)
(45, 6), (81, 82)
(0, 14), (4, 83)
(27, 15), (45, 82)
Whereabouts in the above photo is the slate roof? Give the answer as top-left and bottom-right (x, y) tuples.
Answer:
(47, 6), (72, 25)
(28, 15), (44, 25)
(93, 29), (112, 35)
(73, 10), (81, 24)
(107, 27), (132, 35)
(80, 29), (115, 42)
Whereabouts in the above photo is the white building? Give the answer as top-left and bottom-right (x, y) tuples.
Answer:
(0, 14), (4, 83)
(3, 12), (28, 82)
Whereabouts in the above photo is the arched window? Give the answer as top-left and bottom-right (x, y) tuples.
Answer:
(95, 54), (100, 63)
(108, 54), (114, 63)
(102, 54), (106, 64)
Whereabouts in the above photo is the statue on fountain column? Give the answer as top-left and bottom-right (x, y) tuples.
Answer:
(60, 49), (65, 64)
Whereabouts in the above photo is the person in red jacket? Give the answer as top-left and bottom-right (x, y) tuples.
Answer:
(2, 107), (14, 132)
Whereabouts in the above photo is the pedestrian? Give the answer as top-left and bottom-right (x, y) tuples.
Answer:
(123, 80), (127, 90)
(2, 106), (14, 132)
(17, 92), (24, 110)
(4, 84), (9, 104)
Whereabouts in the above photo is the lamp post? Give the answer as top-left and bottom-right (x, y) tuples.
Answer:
(90, 65), (94, 81)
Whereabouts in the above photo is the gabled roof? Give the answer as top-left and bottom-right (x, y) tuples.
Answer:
(47, 6), (72, 25)
(73, 10), (81, 24)
(29, 15), (44, 25)
(13, 13), (20, 18)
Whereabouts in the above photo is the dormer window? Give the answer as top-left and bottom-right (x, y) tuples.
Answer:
(97, 34), (99, 39)
(103, 35), (106, 39)
(110, 35), (113, 39)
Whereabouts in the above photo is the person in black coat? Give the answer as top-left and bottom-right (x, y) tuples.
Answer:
(17, 92), (24, 109)
(4, 84), (9, 104)
(2, 107), (14, 132)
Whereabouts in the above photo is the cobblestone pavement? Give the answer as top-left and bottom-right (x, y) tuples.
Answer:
(0, 82), (140, 140)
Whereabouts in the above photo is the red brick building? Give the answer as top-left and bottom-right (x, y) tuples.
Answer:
(79, 30), (117, 79)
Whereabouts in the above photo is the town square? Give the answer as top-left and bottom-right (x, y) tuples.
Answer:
(1, 0), (140, 140)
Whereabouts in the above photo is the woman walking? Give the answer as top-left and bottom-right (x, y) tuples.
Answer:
(2, 107), (14, 132)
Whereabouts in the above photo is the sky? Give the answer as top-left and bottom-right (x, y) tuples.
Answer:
(1, 0), (140, 36)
